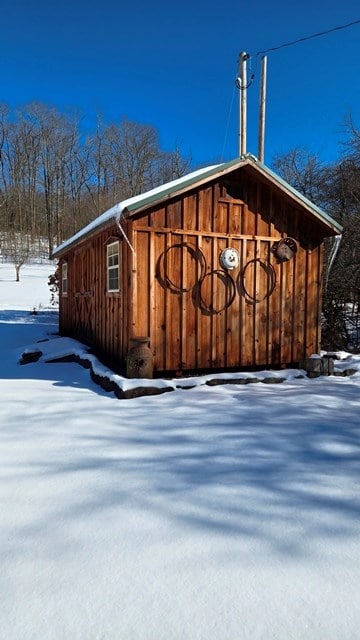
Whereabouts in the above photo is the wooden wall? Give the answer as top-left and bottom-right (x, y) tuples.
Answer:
(59, 167), (325, 375)
(58, 226), (129, 370)
(130, 169), (324, 373)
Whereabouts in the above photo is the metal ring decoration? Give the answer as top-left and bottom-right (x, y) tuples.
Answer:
(237, 259), (276, 305)
(196, 269), (236, 315)
(156, 242), (207, 293)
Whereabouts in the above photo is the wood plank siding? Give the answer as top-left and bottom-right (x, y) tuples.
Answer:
(129, 169), (324, 373)
(57, 165), (330, 376)
(59, 227), (127, 368)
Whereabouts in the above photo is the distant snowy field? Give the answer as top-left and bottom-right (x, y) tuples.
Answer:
(0, 259), (55, 310)
(1, 261), (360, 640)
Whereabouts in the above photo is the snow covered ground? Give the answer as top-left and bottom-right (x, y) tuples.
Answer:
(1, 261), (360, 640)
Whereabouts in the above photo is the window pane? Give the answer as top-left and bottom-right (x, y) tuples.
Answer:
(108, 268), (119, 291)
(107, 242), (120, 291)
(62, 263), (68, 295)
(108, 253), (118, 267)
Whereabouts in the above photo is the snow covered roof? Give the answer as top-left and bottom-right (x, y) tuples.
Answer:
(53, 154), (342, 257)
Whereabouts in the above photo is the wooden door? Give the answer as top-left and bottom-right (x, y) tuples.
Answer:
(74, 247), (95, 343)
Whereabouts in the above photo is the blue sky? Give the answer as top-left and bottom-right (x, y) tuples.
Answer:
(2, 0), (360, 168)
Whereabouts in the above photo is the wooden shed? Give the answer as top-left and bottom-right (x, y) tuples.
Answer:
(52, 154), (342, 377)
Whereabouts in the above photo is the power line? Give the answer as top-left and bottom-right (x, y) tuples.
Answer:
(255, 18), (360, 58)
(221, 82), (236, 162)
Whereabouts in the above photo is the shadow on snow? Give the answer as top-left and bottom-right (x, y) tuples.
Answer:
(1, 308), (360, 556)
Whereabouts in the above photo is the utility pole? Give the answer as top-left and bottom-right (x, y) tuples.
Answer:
(257, 55), (267, 163)
(238, 52), (249, 156)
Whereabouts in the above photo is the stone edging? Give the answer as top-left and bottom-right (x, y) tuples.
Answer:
(20, 349), (358, 400)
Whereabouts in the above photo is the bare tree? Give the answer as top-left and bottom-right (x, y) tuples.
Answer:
(1, 231), (30, 281)
(0, 103), (191, 253)
(85, 119), (114, 215)
(85, 118), (190, 216)
(272, 147), (327, 206)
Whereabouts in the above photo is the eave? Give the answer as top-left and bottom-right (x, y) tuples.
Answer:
(52, 154), (342, 259)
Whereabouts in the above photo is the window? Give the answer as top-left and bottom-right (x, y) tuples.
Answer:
(107, 241), (120, 292)
(61, 262), (68, 296)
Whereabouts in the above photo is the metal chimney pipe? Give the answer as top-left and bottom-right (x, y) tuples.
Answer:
(258, 55), (267, 163)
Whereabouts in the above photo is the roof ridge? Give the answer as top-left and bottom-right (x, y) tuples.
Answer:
(52, 154), (342, 258)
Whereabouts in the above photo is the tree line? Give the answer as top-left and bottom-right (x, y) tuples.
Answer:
(0, 102), (190, 258)
(273, 116), (360, 351)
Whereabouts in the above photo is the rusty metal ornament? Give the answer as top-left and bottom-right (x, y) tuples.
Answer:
(272, 237), (298, 262)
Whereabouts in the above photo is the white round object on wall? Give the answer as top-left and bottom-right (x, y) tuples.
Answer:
(219, 247), (240, 270)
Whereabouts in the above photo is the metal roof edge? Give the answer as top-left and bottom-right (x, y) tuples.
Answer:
(52, 164), (227, 257)
(52, 153), (342, 257)
(245, 156), (343, 235)
(124, 158), (243, 214)
(52, 203), (122, 257)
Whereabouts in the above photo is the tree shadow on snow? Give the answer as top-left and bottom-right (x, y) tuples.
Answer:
(19, 379), (360, 557)
(2, 310), (360, 556)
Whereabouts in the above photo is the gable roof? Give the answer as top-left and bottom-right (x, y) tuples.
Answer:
(53, 153), (342, 257)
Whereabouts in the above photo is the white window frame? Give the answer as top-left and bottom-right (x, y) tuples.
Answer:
(107, 241), (120, 292)
(61, 262), (68, 296)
